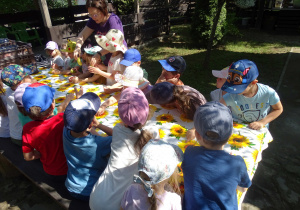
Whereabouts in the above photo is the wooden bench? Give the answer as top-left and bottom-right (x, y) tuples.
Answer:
(0, 137), (90, 210)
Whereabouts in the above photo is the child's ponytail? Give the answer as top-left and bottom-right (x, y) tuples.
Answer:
(129, 123), (153, 155)
(148, 191), (158, 210)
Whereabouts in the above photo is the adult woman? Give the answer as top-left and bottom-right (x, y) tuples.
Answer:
(74, 0), (127, 66)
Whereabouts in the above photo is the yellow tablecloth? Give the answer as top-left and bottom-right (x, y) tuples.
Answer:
(33, 68), (273, 207)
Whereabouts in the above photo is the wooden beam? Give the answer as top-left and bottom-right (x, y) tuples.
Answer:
(38, 0), (52, 28)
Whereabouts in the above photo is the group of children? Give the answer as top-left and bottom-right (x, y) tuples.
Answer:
(0, 28), (283, 209)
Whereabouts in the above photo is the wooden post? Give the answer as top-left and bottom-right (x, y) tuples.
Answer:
(134, 0), (140, 14)
(38, 0), (52, 41)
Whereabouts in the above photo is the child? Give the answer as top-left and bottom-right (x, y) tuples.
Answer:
(89, 87), (159, 210)
(155, 56), (186, 85)
(45, 41), (64, 71)
(146, 82), (207, 120)
(210, 67), (228, 101)
(63, 92), (113, 201)
(182, 101), (252, 209)
(60, 42), (70, 69)
(21, 83), (78, 179)
(96, 65), (144, 116)
(121, 139), (183, 210)
(1, 64), (36, 146)
(88, 29), (126, 86)
(52, 40), (81, 75)
(14, 83), (80, 126)
(0, 79), (10, 138)
(69, 46), (106, 84)
(220, 59), (283, 130)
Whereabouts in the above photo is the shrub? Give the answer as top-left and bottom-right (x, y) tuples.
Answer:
(191, 0), (227, 48)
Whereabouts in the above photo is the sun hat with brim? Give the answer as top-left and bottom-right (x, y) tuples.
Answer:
(133, 139), (183, 197)
(146, 82), (175, 105)
(158, 56), (186, 74)
(1, 64), (33, 87)
(95, 29), (126, 53)
(115, 66), (143, 88)
(64, 92), (101, 133)
(45, 41), (58, 50)
(14, 83), (31, 107)
(118, 87), (149, 128)
(194, 101), (233, 142)
(84, 46), (102, 55)
(120, 49), (141, 66)
(61, 40), (76, 53)
(212, 66), (229, 79)
(221, 59), (259, 94)
(22, 83), (56, 112)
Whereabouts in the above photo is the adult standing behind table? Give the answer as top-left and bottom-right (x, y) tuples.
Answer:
(74, 0), (127, 66)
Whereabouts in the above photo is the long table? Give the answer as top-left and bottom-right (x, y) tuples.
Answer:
(32, 68), (273, 208)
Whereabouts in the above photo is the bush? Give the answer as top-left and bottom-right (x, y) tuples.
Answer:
(191, 0), (227, 48)
(111, 0), (135, 15)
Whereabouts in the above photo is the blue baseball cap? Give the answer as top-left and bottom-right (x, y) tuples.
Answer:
(194, 101), (233, 142)
(120, 49), (141, 66)
(64, 92), (101, 133)
(221, 59), (259, 94)
(158, 56), (186, 74)
(22, 83), (56, 112)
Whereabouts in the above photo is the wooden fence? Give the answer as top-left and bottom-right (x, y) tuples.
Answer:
(0, 1), (195, 47)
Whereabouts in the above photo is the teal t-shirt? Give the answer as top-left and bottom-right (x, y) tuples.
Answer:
(18, 107), (58, 126)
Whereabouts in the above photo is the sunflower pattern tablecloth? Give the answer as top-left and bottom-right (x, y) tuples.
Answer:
(33, 68), (273, 207)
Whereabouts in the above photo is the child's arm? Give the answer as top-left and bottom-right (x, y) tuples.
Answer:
(186, 127), (196, 142)
(249, 101), (283, 130)
(69, 74), (101, 83)
(88, 66), (117, 80)
(77, 72), (92, 79)
(23, 150), (41, 161)
(91, 117), (113, 136)
(237, 186), (248, 193)
(57, 92), (75, 113)
(96, 93), (121, 116)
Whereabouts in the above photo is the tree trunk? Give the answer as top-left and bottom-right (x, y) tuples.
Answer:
(203, 0), (226, 70)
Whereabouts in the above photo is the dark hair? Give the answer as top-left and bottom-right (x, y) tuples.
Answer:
(173, 86), (203, 120)
(86, 0), (108, 16)
(27, 104), (54, 121)
(203, 133), (229, 147)
(0, 84), (8, 117)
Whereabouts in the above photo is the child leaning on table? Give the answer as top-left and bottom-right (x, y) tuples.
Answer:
(121, 139), (183, 210)
(21, 83), (82, 180)
(220, 59), (283, 130)
(89, 87), (159, 210)
(45, 41), (64, 71)
(63, 92), (113, 201)
(182, 101), (252, 210)
(69, 46), (106, 84)
(1, 64), (36, 146)
(88, 29), (126, 87)
(155, 56), (186, 86)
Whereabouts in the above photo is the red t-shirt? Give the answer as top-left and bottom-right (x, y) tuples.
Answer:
(22, 113), (68, 175)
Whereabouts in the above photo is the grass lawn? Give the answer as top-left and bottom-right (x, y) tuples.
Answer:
(139, 24), (300, 99)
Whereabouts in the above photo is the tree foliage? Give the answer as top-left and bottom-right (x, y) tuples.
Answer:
(191, 0), (227, 48)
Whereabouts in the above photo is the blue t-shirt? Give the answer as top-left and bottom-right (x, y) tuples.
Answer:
(86, 13), (127, 66)
(182, 146), (251, 210)
(63, 127), (112, 196)
(223, 83), (280, 123)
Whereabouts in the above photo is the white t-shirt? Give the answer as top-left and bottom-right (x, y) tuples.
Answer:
(63, 57), (71, 70)
(89, 123), (158, 210)
(5, 88), (22, 140)
(121, 183), (182, 210)
(50, 55), (64, 68)
(0, 95), (10, 138)
(210, 88), (223, 102)
(106, 54), (124, 85)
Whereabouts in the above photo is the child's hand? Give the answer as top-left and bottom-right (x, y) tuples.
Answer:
(249, 121), (264, 130)
(88, 66), (102, 75)
(95, 106), (106, 116)
(91, 116), (100, 127)
(74, 86), (84, 99)
(52, 69), (61, 75)
(186, 128), (196, 142)
(65, 92), (75, 102)
(69, 76), (79, 83)
(91, 53), (101, 66)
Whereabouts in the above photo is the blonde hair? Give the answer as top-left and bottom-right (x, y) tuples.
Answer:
(140, 168), (181, 210)
(0, 84), (8, 117)
(53, 49), (61, 58)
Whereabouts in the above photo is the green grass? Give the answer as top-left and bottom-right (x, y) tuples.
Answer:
(139, 24), (300, 99)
